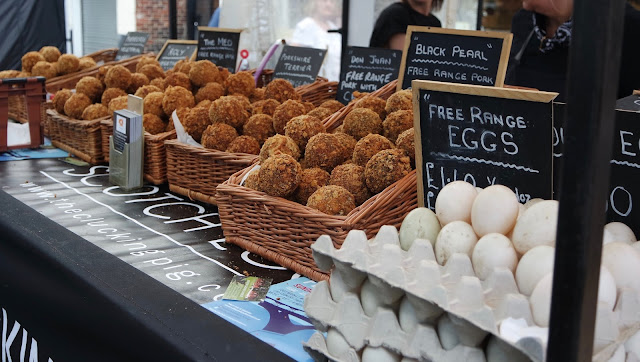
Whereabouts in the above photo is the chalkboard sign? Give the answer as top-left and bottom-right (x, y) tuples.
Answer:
(398, 26), (512, 91)
(156, 40), (198, 71)
(196, 27), (242, 72)
(616, 94), (640, 112)
(337, 46), (402, 104)
(115, 32), (149, 61)
(412, 80), (557, 209)
(273, 45), (327, 88)
(552, 103), (640, 236)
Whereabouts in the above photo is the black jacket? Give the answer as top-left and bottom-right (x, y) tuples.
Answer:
(369, 2), (441, 48)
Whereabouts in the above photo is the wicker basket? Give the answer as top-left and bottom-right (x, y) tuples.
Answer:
(251, 68), (337, 106)
(215, 78), (416, 280)
(216, 167), (417, 281)
(165, 139), (258, 204)
(45, 52), (152, 94)
(100, 119), (176, 184)
(46, 109), (107, 164)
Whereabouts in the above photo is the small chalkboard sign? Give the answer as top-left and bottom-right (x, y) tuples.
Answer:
(196, 27), (242, 72)
(412, 80), (557, 209)
(552, 103), (640, 236)
(273, 45), (326, 88)
(337, 46), (402, 104)
(116, 32), (149, 61)
(156, 40), (198, 71)
(616, 94), (640, 112)
(398, 26), (512, 91)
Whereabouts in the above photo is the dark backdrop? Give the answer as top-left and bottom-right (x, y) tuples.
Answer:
(0, 0), (66, 71)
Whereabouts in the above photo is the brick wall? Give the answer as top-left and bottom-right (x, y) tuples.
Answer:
(137, 0), (189, 53)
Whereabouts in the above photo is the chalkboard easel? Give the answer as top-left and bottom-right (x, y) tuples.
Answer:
(398, 26), (512, 91)
(196, 27), (242, 72)
(156, 40), (198, 71)
(412, 80), (557, 209)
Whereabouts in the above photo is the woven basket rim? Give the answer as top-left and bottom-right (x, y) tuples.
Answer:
(46, 108), (110, 125)
(164, 138), (260, 162)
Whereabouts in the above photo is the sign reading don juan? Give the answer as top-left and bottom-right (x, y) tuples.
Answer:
(412, 80), (557, 210)
(273, 45), (327, 88)
(398, 26), (512, 91)
(196, 27), (242, 72)
(156, 40), (198, 71)
(116, 31), (149, 61)
(337, 46), (402, 104)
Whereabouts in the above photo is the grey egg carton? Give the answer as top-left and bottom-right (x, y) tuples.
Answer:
(303, 226), (640, 362)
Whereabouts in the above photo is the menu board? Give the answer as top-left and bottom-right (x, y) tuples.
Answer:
(116, 32), (149, 61)
(412, 80), (557, 209)
(398, 26), (512, 91)
(273, 45), (326, 88)
(337, 46), (402, 104)
(156, 40), (198, 71)
(196, 27), (242, 72)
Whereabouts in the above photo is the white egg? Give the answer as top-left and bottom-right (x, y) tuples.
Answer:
(523, 198), (544, 210)
(436, 314), (460, 350)
(434, 221), (478, 265)
(530, 273), (553, 327)
(435, 181), (477, 226)
(398, 296), (418, 334)
(602, 242), (640, 292)
(471, 185), (520, 237)
(326, 328), (351, 358)
(598, 266), (617, 309)
(633, 241), (640, 254)
(602, 222), (636, 245)
(471, 233), (518, 280)
(399, 207), (441, 250)
(360, 278), (384, 317)
(515, 245), (555, 296)
(511, 200), (559, 254)
(485, 336), (531, 362)
(361, 346), (401, 362)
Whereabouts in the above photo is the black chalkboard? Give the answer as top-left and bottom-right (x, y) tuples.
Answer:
(196, 27), (241, 72)
(337, 46), (402, 104)
(273, 45), (326, 88)
(553, 102), (640, 236)
(156, 40), (198, 71)
(399, 26), (512, 91)
(413, 80), (556, 210)
(116, 32), (149, 61)
(616, 94), (640, 112)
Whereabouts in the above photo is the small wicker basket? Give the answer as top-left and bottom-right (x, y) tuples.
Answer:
(46, 109), (107, 164)
(215, 79), (418, 280)
(100, 119), (176, 184)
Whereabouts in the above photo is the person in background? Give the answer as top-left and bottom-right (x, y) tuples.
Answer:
(505, 0), (640, 101)
(369, 0), (443, 50)
(291, 0), (342, 82)
(208, 6), (221, 27)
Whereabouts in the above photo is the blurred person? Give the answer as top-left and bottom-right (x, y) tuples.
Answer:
(369, 0), (443, 50)
(291, 0), (342, 82)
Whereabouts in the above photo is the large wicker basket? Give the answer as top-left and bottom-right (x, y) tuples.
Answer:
(165, 140), (258, 204)
(216, 167), (417, 281)
(100, 119), (176, 184)
(215, 79), (417, 281)
(46, 109), (107, 164)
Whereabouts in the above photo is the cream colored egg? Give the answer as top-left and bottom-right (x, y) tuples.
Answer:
(471, 233), (518, 280)
(360, 278), (384, 317)
(602, 242), (640, 292)
(515, 245), (555, 296)
(530, 273), (553, 327)
(398, 296), (418, 334)
(435, 181), (477, 226)
(326, 328), (351, 358)
(598, 266), (617, 309)
(523, 198), (544, 210)
(361, 346), (401, 362)
(437, 314), (460, 350)
(434, 221), (478, 265)
(399, 207), (441, 250)
(602, 222), (636, 245)
(470, 185), (520, 237)
(511, 200), (559, 254)
(633, 241), (640, 254)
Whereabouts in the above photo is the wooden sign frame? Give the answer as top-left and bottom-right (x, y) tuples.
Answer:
(155, 40), (198, 62)
(197, 27), (243, 35)
(411, 79), (557, 208)
(398, 26), (513, 92)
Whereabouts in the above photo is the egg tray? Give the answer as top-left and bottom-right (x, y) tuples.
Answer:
(303, 226), (640, 362)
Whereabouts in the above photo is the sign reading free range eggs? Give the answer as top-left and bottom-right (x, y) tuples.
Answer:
(398, 26), (512, 90)
(412, 80), (557, 210)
